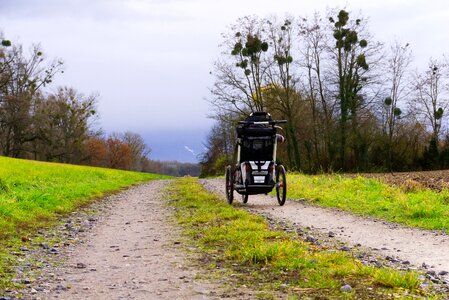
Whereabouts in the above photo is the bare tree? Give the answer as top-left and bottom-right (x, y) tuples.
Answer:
(0, 42), (63, 157)
(265, 16), (302, 170)
(412, 58), (449, 141)
(298, 12), (337, 170)
(122, 131), (151, 171)
(383, 40), (412, 170)
(210, 16), (270, 114)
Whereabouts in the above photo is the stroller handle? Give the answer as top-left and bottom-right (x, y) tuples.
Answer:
(238, 120), (287, 125)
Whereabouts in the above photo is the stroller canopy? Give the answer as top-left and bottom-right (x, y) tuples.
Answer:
(237, 112), (276, 161)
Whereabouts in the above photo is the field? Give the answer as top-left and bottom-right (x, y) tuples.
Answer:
(350, 170), (449, 192)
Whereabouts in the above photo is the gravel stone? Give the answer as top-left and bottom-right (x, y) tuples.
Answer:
(340, 284), (352, 292)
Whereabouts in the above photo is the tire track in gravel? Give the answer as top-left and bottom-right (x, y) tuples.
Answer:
(30, 180), (250, 300)
(201, 178), (449, 282)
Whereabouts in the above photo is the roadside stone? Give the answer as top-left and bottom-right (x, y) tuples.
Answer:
(340, 284), (352, 292)
(439, 270), (448, 276)
(419, 283), (429, 290)
(76, 262), (87, 269)
(55, 284), (69, 291)
(21, 278), (32, 284)
(305, 235), (317, 243)
(431, 278), (440, 284)
(386, 256), (399, 263)
(49, 247), (59, 254)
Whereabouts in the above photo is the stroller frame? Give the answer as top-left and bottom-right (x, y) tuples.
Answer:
(225, 112), (287, 206)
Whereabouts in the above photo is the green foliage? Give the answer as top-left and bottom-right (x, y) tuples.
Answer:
(336, 10), (349, 27)
(167, 177), (423, 298)
(356, 54), (368, 70)
(434, 107), (443, 120)
(288, 173), (449, 230)
(421, 138), (440, 170)
(359, 39), (368, 48)
(274, 54), (293, 65)
(231, 42), (242, 55)
(384, 97), (392, 106)
(1, 40), (11, 47)
(232, 33), (268, 62)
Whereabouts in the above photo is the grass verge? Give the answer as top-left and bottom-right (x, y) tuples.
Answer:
(166, 177), (429, 299)
(0, 156), (170, 290)
(287, 173), (449, 231)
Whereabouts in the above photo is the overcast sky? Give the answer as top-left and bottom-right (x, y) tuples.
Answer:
(1, 0), (448, 162)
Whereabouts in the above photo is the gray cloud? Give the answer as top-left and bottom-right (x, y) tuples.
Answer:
(1, 0), (449, 161)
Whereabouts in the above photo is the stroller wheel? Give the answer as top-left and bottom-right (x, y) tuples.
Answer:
(276, 165), (287, 206)
(225, 165), (234, 204)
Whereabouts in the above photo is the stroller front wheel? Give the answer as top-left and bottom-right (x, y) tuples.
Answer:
(276, 165), (287, 206)
(242, 193), (249, 204)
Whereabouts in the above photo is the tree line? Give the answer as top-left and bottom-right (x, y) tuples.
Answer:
(201, 8), (449, 176)
(0, 34), (158, 172)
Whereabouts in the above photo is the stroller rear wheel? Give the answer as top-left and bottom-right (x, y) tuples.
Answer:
(225, 165), (234, 204)
(276, 165), (287, 206)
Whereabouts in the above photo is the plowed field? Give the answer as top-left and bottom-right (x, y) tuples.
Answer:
(347, 170), (449, 191)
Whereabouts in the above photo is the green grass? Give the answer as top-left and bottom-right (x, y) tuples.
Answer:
(287, 173), (449, 231)
(166, 177), (428, 298)
(0, 156), (170, 290)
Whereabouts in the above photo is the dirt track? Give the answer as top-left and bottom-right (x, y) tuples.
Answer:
(24, 180), (248, 300)
(201, 178), (449, 282)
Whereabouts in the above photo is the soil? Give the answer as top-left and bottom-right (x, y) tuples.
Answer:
(348, 169), (449, 191)
(200, 178), (449, 291)
(3, 180), (253, 300)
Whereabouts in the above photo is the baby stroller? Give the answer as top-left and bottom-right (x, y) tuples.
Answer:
(225, 112), (287, 206)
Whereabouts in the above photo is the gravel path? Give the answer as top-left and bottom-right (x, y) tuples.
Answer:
(201, 178), (449, 282)
(20, 180), (238, 300)
(6, 177), (449, 299)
